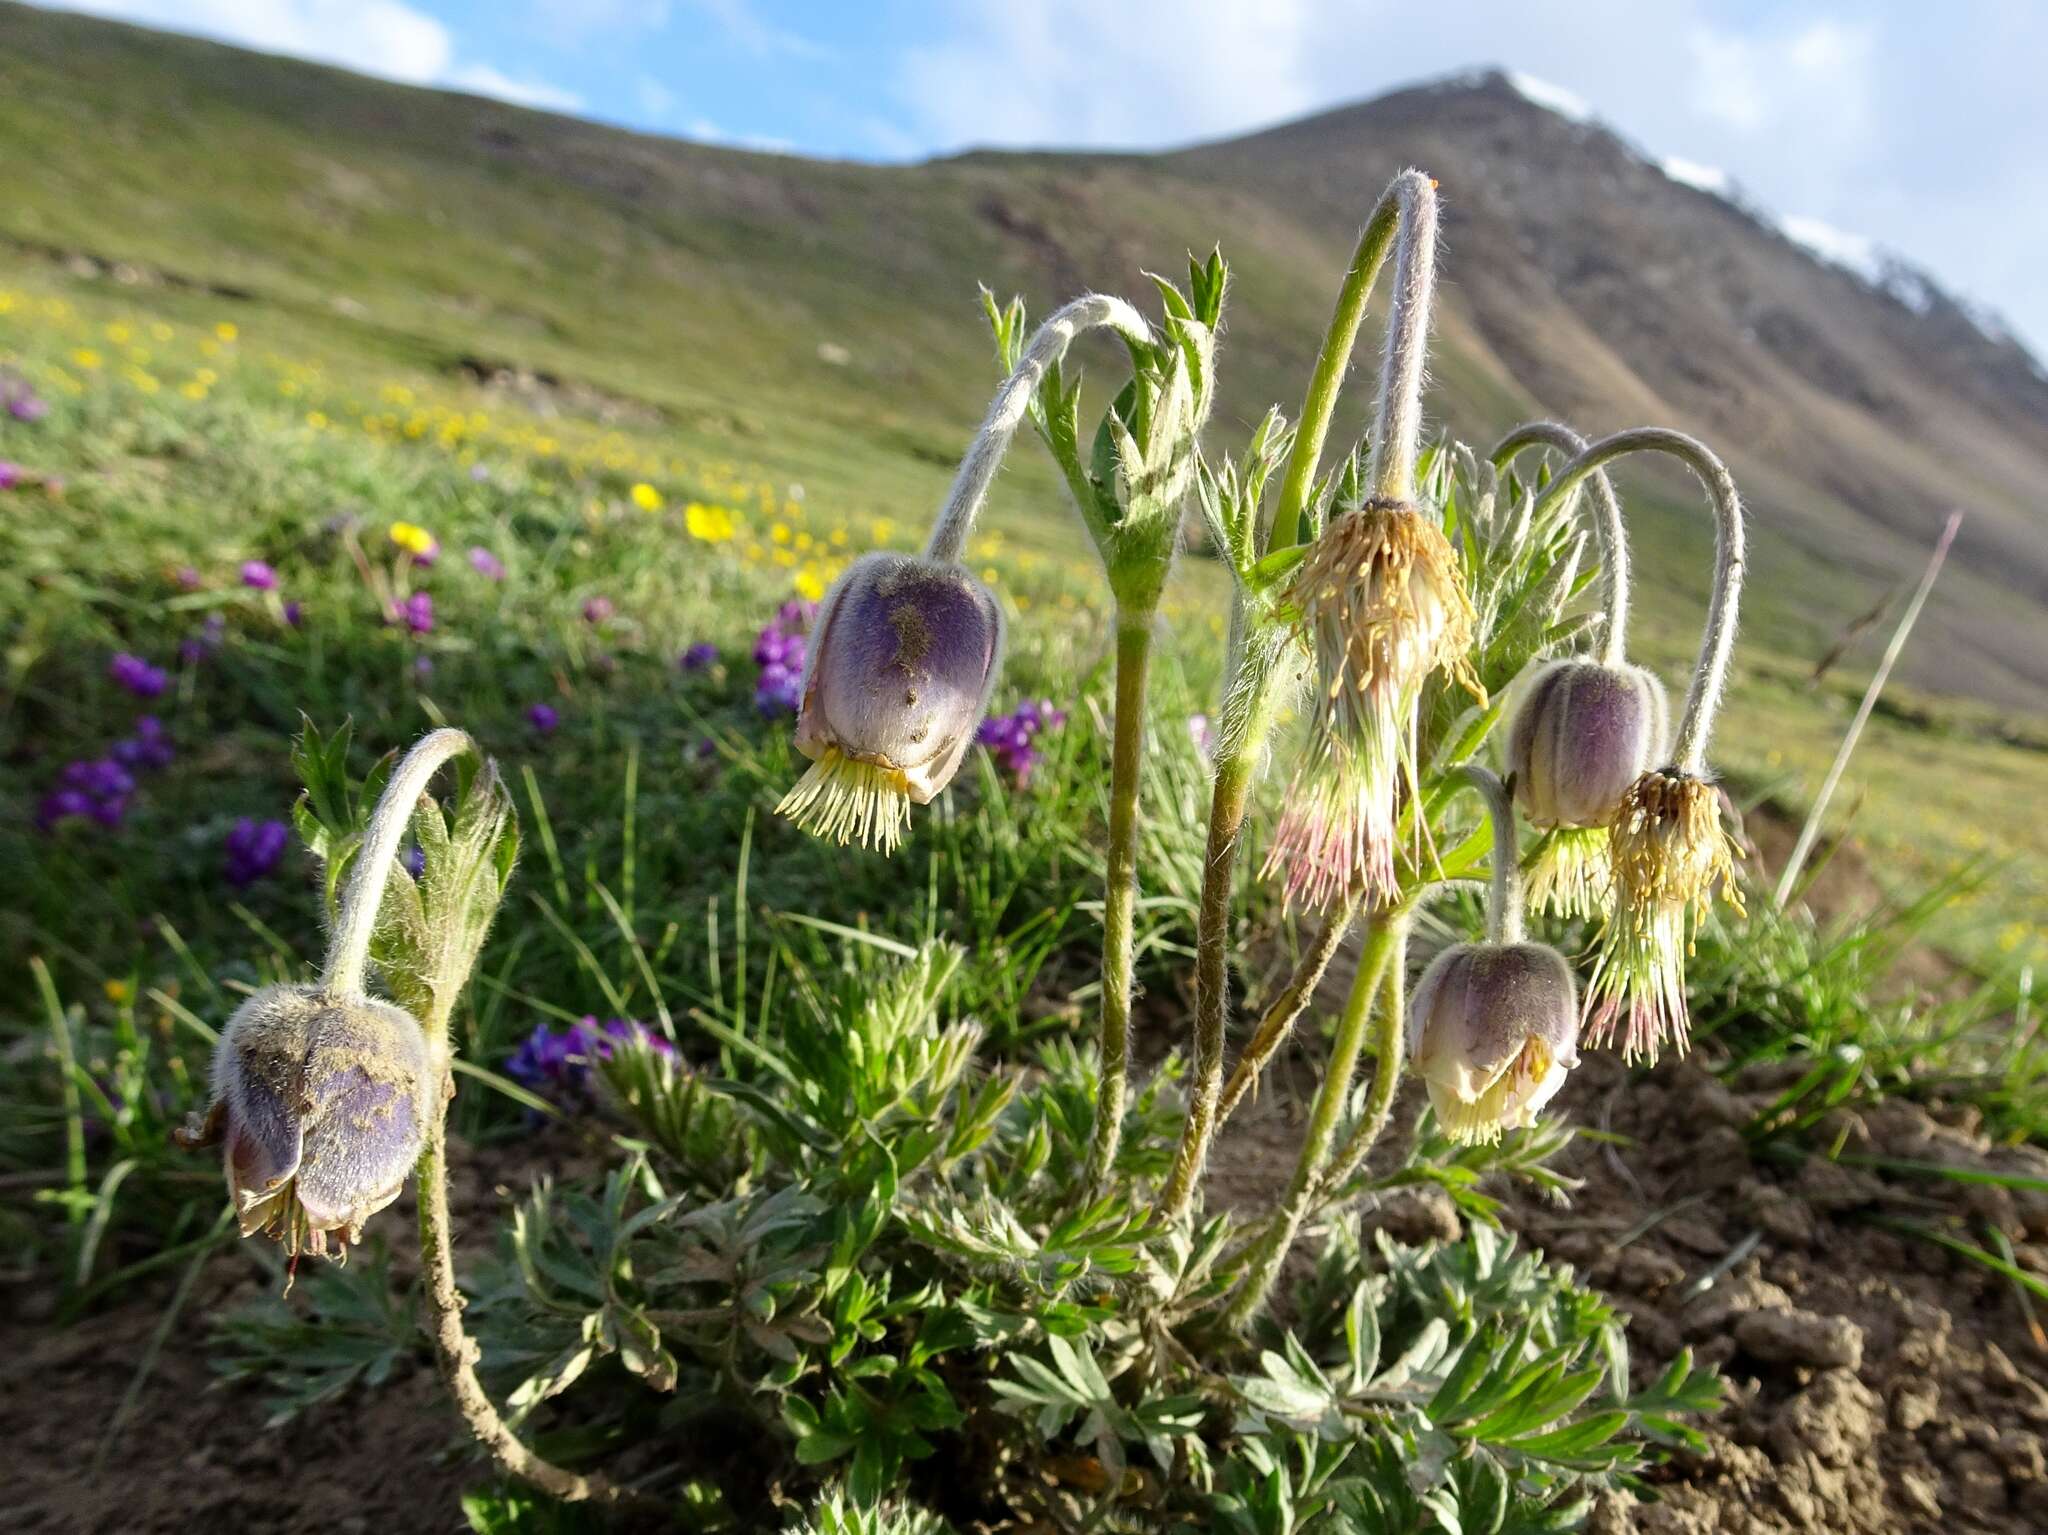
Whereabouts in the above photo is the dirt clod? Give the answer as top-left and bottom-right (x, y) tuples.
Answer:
(1735, 1307), (1864, 1371)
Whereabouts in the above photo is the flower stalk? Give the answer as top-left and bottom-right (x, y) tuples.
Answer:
(1492, 421), (1630, 665)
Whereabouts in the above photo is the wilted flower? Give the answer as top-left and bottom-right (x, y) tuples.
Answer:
(1409, 941), (1579, 1144)
(679, 641), (719, 672)
(108, 652), (169, 699)
(224, 817), (291, 887)
(240, 560), (278, 591)
(526, 702), (559, 735)
(467, 546), (505, 580)
(777, 554), (1003, 852)
(183, 985), (434, 1259)
(1262, 499), (1483, 909)
(1584, 770), (1744, 1061)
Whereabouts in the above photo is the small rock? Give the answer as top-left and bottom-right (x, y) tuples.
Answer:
(1740, 1179), (1817, 1247)
(1682, 1273), (1793, 1340)
(1952, 1448), (2010, 1510)
(1735, 1306), (1865, 1371)
(1793, 1156), (1882, 1213)
(1996, 1429), (2047, 1483)
(1892, 1377), (1941, 1432)
(1899, 1468), (1942, 1519)
(1676, 1125), (1751, 1195)
(1362, 1185), (1461, 1246)
(1768, 1369), (1880, 1468)
(1611, 1247), (1686, 1294)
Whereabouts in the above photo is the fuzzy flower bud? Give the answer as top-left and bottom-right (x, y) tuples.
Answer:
(777, 553), (1003, 852)
(1262, 498), (1483, 909)
(1584, 769), (1744, 1062)
(1409, 941), (1579, 1144)
(185, 984), (435, 1259)
(1509, 659), (1667, 829)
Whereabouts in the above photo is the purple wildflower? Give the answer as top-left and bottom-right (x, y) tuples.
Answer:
(504, 1016), (673, 1104)
(401, 846), (426, 879)
(413, 655), (434, 680)
(174, 566), (203, 591)
(752, 602), (813, 717)
(180, 613), (226, 666)
(223, 818), (291, 887)
(388, 591), (434, 634)
(7, 392), (47, 424)
(527, 702), (559, 735)
(582, 596), (615, 626)
(1189, 714), (1216, 758)
(109, 652), (169, 699)
(680, 642), (719, 672)
(283, 599), (303, 628)
(42, 756), (137, 829)
(978, 698), (1067, 785)
(469, 463), (491, 483)
(111, 716), (175, 772)
(467, 547), (505, 581)
(37, 789), (97, 832)
(0, 461), (24, 491)
(240, 560), (278, 591)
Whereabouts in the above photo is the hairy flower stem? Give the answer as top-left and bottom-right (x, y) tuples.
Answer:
(1315, 922), (1409, 1201)
(417, 1112), (627, 1504)
(331, 731), (613, 1504)
(322, 727), (474, 998)
(1222, 911), (1407, 1330)
(1160, 747), (1259, 1215)
(1464, 764), (1524, 945)
(1083, 612), (1156, 1194)
(927, 293), (1153, 566)
(1492, 422), (1631, 665)
(1367, 175), (1439, 503)
(1531, 429), (1745, 772)
(1213, 896), (1360, 1125)
(1269, 169), (1438, 542)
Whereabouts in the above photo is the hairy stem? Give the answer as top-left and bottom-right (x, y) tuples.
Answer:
(1214, 897), (1360, 1126)
(1160, 746), (1259, 1215)
(1316, 921), (1410, 1200)
(1529, 429), (1744, 773)
(1461, 764), (1524, 945)
(1269, 169), (1437, 545)
(926, 293), (1153, 565)
(1367, 173), (1440, 503)
(1083, 612), (1155, 1193)
(1222, 912), (1405, 1330)
(1491, 421), (1631, 665)
(416, 1101), (624, 1504)
(323, 728), (473, 998)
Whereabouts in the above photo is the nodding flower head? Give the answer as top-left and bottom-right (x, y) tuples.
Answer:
(776, 553), (1003, 853)
(1409, 941), (1579, 1145)
(1509, 659), (1667, 830)
(1584, 768), (1744, 1062)
(188, 984), (435, 1260)
(1261, 498), (1483, 909)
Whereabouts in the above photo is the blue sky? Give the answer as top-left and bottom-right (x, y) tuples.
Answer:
(34, 1), (2048, 353)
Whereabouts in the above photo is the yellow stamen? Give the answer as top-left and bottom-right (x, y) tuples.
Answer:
(776, 748), (913, 853)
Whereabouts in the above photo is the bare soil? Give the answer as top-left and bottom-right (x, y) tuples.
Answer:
(9, 1044), (2048, 1532)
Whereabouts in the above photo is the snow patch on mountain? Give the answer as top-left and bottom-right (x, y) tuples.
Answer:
(1505, 71), (1593, 124)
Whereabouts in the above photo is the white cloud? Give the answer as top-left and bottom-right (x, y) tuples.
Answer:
(689, 0), (822, 59)
(43, 0), (452, 81)
(636, 74), (676, 120)
(446, 62), (583, 111)
(36, 0), (580, 112)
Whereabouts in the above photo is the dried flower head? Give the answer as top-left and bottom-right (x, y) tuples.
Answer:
(1584, 769), (1744, 1061)
(1262, 498), (1483, 908)
(1409, 941), (1579, 1145)
(185, 984), (435, 1260)
(777, 553), (1002, 853)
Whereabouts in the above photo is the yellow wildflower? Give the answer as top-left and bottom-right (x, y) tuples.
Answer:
(389, 521), (438, 557)
(630, 482), (664, 512)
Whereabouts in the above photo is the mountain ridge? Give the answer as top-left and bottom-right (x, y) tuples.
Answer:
(1, 4), (2043, 709)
